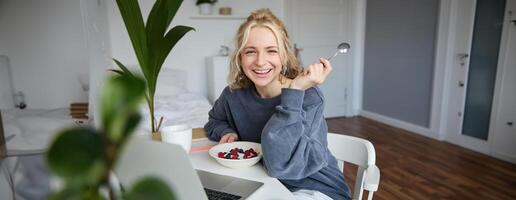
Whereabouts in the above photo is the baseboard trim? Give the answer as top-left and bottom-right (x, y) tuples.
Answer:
(492, 151), (516, 165)
(359, 110), (439, 140)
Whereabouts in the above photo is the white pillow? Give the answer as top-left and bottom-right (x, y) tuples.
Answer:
(155, 84), (187, 99)
(158, 68), (187, 89)
(155, 68), (188, 98)
(115, 66), (188, 97)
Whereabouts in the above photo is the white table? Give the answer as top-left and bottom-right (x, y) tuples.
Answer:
(189, 139), (295, 200)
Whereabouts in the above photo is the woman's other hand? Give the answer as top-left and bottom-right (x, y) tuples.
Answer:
(290, 58), (332, 90)
(219, 133), (239, 144)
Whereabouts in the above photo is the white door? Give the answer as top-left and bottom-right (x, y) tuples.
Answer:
(80, 0), (111, 124)
(490, 0), (516, 163)
(445, 0), (511, 155)
(286, 0), (350, 118)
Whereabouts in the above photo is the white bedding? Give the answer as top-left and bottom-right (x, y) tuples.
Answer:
(1, 67), (213, 152)
(1, 92), (212, 153)
(2, 92), (212, 153)
(1, 108), (74, 154)
(138, 91), (212, 131)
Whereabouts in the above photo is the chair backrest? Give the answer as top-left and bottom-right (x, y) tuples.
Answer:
(327, 133), (379, 200)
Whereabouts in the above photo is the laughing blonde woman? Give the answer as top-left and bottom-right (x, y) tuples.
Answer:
(204, 9), (351, 200)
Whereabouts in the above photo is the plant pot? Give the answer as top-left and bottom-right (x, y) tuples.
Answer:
(151, 131), (161, 141)
(198, 3), (213, 15)
(161, 124), (192, 152)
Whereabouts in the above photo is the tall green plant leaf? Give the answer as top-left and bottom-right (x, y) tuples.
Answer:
(144, 0), (192, 97)
(164, 0), (182, 27)
(145, 25), (195, 96)
(155, 25), (195, 75)
(115, 0), (193, 133)
(146, 0), (183, 52)
(109, 69), (126, 76)
(113, 58), (135, 77)
(145, 0), (171, 94)
(115, 0), (149, 80)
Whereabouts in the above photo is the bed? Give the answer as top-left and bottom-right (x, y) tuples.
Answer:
(0, 64), (213, 199)
(1, 62), (211, 153)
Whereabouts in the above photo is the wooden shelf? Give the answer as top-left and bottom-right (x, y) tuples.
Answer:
(190, 15), (246, 20)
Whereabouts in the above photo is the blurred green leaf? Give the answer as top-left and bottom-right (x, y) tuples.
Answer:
(47, 185), (105, 200)
(101, 76), (145, 142)
(47, 127), (105, 184)
(124, 177), (176, 200)
(120, 113), (141, 143)
(46, 186), (80, 200)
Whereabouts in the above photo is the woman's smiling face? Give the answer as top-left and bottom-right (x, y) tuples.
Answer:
(240, 26), (283, 88)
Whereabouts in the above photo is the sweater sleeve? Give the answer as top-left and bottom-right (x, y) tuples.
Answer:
(204, 87), (237, 141)
(261, 87), (328, 180)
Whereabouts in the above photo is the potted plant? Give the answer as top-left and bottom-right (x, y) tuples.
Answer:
(47, 75), (175, 199)
(196, 0), (217, 15)
(111, 0), (194, 140)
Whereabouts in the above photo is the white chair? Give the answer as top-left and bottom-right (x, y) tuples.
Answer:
(327, 133), (380, 200)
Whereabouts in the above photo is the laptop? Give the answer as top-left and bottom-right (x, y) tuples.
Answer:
(115, 138), (263, 200)
(197, 169), (263, 199)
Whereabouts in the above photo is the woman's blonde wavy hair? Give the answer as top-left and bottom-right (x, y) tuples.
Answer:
(228, 9), (302, 89)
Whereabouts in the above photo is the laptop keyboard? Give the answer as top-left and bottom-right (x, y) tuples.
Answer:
(204, 188), (242, 200)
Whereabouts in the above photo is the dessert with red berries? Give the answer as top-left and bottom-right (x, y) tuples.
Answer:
(217, 147), (259, 160)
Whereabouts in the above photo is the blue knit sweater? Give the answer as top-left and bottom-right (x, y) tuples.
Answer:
(204, 86), (351, 200)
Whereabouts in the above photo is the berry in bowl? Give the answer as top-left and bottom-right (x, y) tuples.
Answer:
(208, 141), (262, 169)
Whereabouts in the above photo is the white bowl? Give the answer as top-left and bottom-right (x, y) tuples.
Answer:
(209, 141), (262, 169)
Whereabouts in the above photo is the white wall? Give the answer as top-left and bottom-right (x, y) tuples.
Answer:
(105, 0), (285, 97)
(0, 0), (89, 109)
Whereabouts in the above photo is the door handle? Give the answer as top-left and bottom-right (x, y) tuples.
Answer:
(459, 81), (465, 87)
(457, 54), (469, 67)
(457, 53), (469, 60)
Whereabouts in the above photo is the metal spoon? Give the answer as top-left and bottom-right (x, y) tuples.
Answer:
(327, 42), (350, 61)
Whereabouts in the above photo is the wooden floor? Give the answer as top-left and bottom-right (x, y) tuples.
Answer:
(326, 117), (516, 200)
